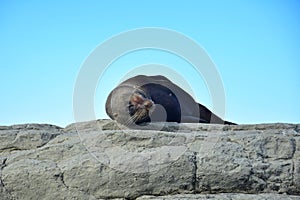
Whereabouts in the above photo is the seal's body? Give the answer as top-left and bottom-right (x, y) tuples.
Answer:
(106, 75), (236, 126)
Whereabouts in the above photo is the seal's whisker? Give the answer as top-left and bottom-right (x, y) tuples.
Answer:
(124, 116), (134, 127)
(124, 109), (143, 127)
(128, 109), (148, 127)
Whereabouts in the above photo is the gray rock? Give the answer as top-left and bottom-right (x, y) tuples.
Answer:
(0, 120), (299, 199)
(0, 124), (62, 152)
(136, 193), (300, 200)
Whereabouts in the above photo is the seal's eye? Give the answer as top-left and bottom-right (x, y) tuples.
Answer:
(128, 104), (135, 115)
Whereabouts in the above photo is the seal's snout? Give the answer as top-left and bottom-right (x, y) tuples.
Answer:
(144, 99), (154, 111)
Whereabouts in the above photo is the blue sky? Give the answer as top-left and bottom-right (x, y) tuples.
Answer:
(0, 1), (299, 127)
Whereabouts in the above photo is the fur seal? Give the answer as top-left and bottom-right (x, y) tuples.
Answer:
(106, 75), (236, 127)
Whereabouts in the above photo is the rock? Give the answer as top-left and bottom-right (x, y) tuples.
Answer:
(0, 120), (299, 199)
(136, 193), (300, 200)
(0, 124), (62, 152)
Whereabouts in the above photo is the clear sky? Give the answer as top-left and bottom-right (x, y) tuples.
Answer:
(1, 1), (299, 127)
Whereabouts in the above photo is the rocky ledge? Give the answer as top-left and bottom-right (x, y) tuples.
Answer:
(0, 120), (299, 200)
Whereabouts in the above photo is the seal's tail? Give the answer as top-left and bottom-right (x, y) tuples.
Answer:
(198, 103), (237, 125)
(224, 121), (237, 125)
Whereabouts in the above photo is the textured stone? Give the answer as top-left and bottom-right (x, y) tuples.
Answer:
(0, 120), (299, 199)
(136, 193), (300, 200)
(0, 124), (61, 152)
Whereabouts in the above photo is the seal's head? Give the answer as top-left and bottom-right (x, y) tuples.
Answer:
(128, 92), (155, 124)
(106, 85), (155, 126)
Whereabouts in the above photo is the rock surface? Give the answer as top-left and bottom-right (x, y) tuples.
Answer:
(0, 120), (299, 199)
(136, 193), (300, 200)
